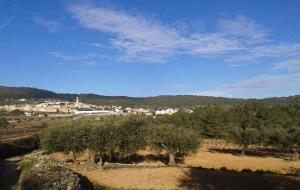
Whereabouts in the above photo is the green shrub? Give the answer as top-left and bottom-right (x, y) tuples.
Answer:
(0, 136), (39, 159)
(19, 160), (35, 172)
(20, 170), (45, 190)
(0, 117), (9, 128)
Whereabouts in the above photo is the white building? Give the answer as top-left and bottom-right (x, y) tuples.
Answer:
(74, 110), (114, 116)
(155, 108), (178, 115)
(112, 106), (123, 113)
(18, 98), (27, 102)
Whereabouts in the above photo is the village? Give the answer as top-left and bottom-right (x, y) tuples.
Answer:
(0, 97), (182, 117)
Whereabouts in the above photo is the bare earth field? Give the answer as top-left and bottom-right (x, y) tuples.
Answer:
(70, 166), (300, 190)
(183, 149), (300, 174)
(49, 140), (300, 189)
(0, 116), (71, 143)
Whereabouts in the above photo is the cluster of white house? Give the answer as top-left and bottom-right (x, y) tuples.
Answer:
(0, 97), (189, 116)
(154, 108), (178, 115)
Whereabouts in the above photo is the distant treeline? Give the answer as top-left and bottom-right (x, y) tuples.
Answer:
(1, 86), (300, 108)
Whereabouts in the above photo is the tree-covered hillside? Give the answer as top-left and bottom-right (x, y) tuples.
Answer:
(0, 86), (299, 107)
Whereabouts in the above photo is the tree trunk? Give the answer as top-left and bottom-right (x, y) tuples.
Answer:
(109, 151), (113, 162)
(293, 151), (299, 161)
(293, 145), (299, 161)
(169, 152), (176, 166)
(87, 149), (96, 165)
(86, 149), (97, 170)
(241, 144), (246, 156)
(69, 151), (77, 164)
(98, 156), (103, 167)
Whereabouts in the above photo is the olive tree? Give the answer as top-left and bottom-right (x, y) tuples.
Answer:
(88, 124), (119, 166)
(150, 124), (200, 166)
(40, 124), (91, 162)
(116, 116), (148, 158)
(267, 127), (289, 149)
(286, 127), (300, 160)
(230, 103), (261, 155)
(87, 116), (149, 165)
(229, 127), (260, 156)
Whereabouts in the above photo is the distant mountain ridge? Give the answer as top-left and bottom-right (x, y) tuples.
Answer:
(0, 86), (299, 108)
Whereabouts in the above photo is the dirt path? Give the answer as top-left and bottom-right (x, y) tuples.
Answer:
(0, 156), (23, 190)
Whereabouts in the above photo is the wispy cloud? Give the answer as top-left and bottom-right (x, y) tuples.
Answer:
(66, 3), (300, 67)
(87, 42), (105, 48)
(49, 51), (98, 65)
(273, 59), (300, 71)
(68, 4), (268, 63)
(34, 17), (61, 33)
(181, 33), (243, 55)
(64, 2), (300, 97)
(68, 4), (180, 62)
(0, 16), (14, 29)
(227, 43), (300, 62)
(197, 72), (300, 98)
(223, 73), (300, 90)
(228, 64), (241, 67)
(217, 15), (268, 44)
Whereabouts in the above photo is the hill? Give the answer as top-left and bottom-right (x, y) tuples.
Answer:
(0, 86), (60, 100)
(0, 86), (299, 108)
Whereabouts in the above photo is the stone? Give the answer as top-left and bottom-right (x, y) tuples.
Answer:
(20, 150), (93, 190)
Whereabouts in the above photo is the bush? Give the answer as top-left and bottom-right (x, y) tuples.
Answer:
(0, 117), (9, 128)
(32, 122), (48, 128)
(20, 170), (45, 190)
(0, 135), (39, 159)
(19, 160), (35, 172)
(10, 109), (24, 116)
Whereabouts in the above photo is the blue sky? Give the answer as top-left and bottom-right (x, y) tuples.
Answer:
(1, 0), (300, 98)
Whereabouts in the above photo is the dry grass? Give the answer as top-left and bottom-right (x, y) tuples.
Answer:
(70, 165), (300, 190)
(72, 166), (185, 189)
(183, 149), (299, 174)
(49, 139), (300, 189)
(0, 116), (72, 142)
(136, 139), (300, 174)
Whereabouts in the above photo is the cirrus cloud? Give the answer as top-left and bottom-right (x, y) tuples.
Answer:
(34, 17), (61, 33)
(68, 4), (273, 63)
(273, 59), (300, 71)
(197, 72), (300, 98)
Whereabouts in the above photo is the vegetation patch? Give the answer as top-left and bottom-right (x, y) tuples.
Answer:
(0, 135), (39, 159)
(40, 116), (201, 167)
